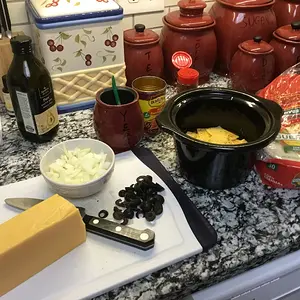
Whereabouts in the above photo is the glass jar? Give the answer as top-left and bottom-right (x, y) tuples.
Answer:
(177, 68), (199, 93)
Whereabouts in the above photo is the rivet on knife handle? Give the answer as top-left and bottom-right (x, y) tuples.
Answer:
(83, 215), (155, 251)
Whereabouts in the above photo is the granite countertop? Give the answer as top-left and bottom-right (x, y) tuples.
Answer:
(1, 74), (300, 300)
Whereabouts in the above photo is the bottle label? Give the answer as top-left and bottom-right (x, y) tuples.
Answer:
(16, 91), (37, 134)
(139, 95), (166, 133)
(139, 96), (166, 121)
(15, 82), (59, 136)
(2, 92), (14, 116)
(34, 104), (59, 135)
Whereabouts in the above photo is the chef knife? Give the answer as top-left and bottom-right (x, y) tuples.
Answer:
(0, 0), (11, 39)
(4, 197), (155, 251)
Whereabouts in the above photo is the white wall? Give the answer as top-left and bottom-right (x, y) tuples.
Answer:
(7, 0), (215, 37)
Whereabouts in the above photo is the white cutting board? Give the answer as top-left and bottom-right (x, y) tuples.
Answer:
(0, 151), (202, 300)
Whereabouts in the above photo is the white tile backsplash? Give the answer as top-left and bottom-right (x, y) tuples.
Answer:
(133, 8), (169, 28)
(7, 0), (216, 37)
(7, 1), (28, 25)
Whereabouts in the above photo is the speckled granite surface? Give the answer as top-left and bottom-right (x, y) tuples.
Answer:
(1, 74), (300, 300)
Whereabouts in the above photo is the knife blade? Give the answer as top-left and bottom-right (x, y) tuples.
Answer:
(0, 0), (11, 39)
(0, 17), (2, 40)
(4, 197), (155, 251)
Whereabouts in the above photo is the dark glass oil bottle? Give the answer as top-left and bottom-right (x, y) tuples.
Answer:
(7, 35), (59, 143)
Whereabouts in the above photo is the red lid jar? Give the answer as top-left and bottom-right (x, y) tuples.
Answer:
(273, 0), (300, 27)
(124, 24), (164, 87)
(270, 21), (300, 76)
(177, 68), (199, 92)
(209, 0), (277, 76)
(161, 0), (217, 85)
(230, 36), (275, 94)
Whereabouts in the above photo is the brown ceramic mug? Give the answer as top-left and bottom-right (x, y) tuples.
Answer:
(93, 87), (144, 153)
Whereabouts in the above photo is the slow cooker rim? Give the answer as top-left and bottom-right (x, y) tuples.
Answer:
(166, 87), (281, 151)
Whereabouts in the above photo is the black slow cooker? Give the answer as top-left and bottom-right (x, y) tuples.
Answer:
(156, 88), (283, 190)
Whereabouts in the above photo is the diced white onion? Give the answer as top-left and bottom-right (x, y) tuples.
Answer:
(46, 147), (111, 185)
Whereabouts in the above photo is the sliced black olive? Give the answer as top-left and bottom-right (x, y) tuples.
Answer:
(115, 199), (126, 207)
(123, 208), (134, 219)
(146, 187), (156, 196)
(148, 196), (156, 204)
(154, 183), (165, 192)
(114, 206), (122, 212)
(113, 210), (124, 220)
(121, 218), (129, 225)
(136, 209), (144, 219)
(118, 190), (126, 197)
(125, 186), (135, 193)
(127, 201), (138, 209)
(98, 210), (109, 219)
(145, 211), (156, 222)
(136, 175), (146, 182)
(134, 182), (143, 192)
(154, 202), (163, 215)
(141, 201), (152, 213)
(145, 175), (153, 183)
(154, 194), (165, 204)
(125, 193), (135, 202)
(130, 197), (141, 207)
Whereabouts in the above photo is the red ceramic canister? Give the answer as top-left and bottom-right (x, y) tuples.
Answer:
(209, 0), (277, 76)
(273, 0), (300, 27)
(270, 21), (300, 76)
(124, 24), (164, 87)
(161, 0), (217, 85)
(230, 36), (275, 94)
(93, 87), (144, 153)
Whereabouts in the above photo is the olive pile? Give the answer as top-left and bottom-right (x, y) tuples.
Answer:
(98, 175), (165, 225)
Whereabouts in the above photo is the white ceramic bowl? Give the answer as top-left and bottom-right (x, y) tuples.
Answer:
(40, 138), (115, 198)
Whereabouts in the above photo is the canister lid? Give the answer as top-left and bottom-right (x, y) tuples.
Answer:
(239, 36), (274, 54)
(274, 21), (300, 42)
(164, 0), (215, 29)
(124, 24), (159, 45)
(217, 0), (274, 7)
(27, 0), (123, 24)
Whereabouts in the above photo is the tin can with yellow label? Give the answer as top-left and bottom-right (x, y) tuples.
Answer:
(132, 76), (167, 135)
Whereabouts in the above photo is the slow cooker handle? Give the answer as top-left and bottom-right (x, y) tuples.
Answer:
(156, 108), (176, 135)
(256, 96), (283, 120)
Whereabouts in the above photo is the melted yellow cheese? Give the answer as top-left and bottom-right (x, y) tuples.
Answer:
(187, 126), (247, 145)
(0, 194), (86, 296)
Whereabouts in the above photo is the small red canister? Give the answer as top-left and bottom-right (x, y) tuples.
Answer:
(273, 0), (300, 27)
(161, 0), (217, 85)
(124, 24), (164, 87)
(270, 21), (300, 76)
(177, 68), (199, 93)
(230, 36), (275, 94)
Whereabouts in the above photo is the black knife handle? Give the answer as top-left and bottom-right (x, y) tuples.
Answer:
(83, 215), (155, 251)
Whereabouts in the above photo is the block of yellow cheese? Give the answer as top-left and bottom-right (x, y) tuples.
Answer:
(0, 194), (86, 296)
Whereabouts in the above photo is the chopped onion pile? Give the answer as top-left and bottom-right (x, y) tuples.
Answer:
(46, 147), (111, 185)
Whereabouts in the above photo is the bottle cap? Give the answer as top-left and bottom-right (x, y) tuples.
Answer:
(10, 35), (33, 55)
(177, 68), (199, 85)
(172, 51), (193, 69)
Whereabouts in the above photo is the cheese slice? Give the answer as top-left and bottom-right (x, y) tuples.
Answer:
(0, 194), (86, 296)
